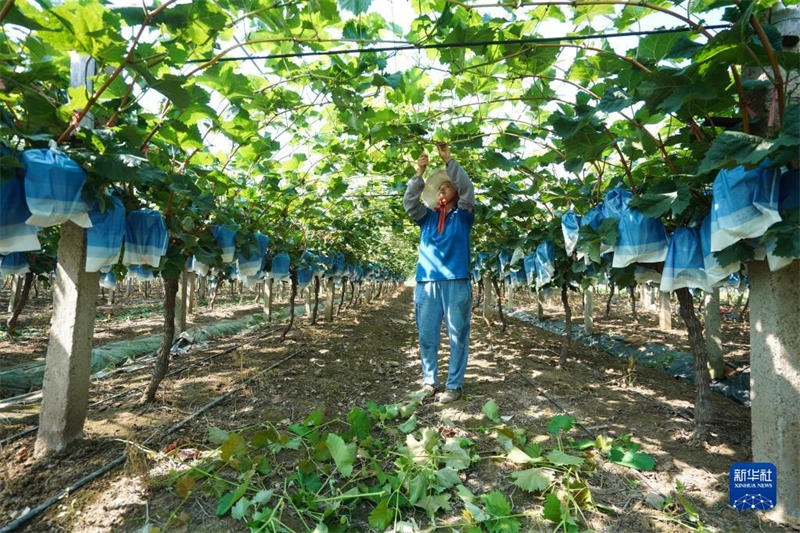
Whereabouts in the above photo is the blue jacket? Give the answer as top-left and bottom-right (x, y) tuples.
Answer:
(403, 159), (475, 282)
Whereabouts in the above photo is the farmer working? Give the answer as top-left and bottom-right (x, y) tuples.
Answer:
(403, 142), (475, 403)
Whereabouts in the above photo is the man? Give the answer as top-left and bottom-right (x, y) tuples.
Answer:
(403, 142), (475, 403)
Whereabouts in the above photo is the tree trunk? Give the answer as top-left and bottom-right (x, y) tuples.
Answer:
(311, 275), (320, 325)
(187, 272), (196, 314)
(740, 293), (750, 321)
(263, 278), (273, 323)
(141, 276), (179, 404)
(347, 280), (356, 308)
(559, 283), (572, 367)
(732, 289), (745, 315)
(704, 287), (724, 380)
(490, 276), (507, 332)
(675, 287), (712, 441)
(484, 276), (496, 321)
(7, 275), (21, 313)
(208, 281), (218, 310)
(175, 267), (188, 337)
(476, 279), (483, 308)
(143, 280), (150, 299)
(629, 284), (638, 323)
(6, 272), (34, 335)
(281, 268), (298, 340)
(325, 277), (335, 322)
(536, 289), (545, 320)
(605, 281), (615, 318)
(198, 276), (206, 302)
(337, 276), (348, 315)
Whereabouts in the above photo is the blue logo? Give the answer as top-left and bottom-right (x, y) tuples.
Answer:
(730, 462), (776, 510)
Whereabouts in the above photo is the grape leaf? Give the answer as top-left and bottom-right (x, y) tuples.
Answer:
(482, 399), (500, 423)
(326, 433), (355, 477)
(511, 468), (552, 493)
(546, 449), (585, 466)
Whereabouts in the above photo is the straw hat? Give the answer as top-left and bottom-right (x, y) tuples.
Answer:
(421, 168), (451, 209)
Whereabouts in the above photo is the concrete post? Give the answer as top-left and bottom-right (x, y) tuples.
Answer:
(704, 287), (724, 379)
(304, 286), (312, 316)
(36, 222), (99, 455)
(325, 277), (335, 322)
(749, 260), (800, 523)
(505, 279), (514, 311)
(584, 286), (594, 336)
(658, 291), (672, 331)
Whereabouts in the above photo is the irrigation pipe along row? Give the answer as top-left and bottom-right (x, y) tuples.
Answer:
(0, 322), (286, 447)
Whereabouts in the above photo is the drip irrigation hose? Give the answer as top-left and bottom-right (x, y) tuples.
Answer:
(0, 324), (285, 448)
(0, 289), (388, 533)
(514, 370), (594, 439)
(0, 342), (310, 533)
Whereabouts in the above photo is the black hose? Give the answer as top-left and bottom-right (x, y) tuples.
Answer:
(0, 344), (309, 532)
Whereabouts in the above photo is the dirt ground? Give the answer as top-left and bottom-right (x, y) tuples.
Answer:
(0, 280), (256, 371)
(0, 283), (790, 532)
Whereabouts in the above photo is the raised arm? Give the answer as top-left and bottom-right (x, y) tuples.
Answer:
(403, 152), (429, 222)
(438, 143), (474, 212)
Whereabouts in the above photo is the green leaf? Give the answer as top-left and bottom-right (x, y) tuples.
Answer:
(407, 473), (427, 504)
(415, 494), (451, 516)
(338, 0), (372, 14)
(482, 399), (501, 423)
(511, 468), (552, 493)
(347, 407), (371, 440)
(547, 414), (576, 434)
(442, 438), (471, 471)
(216, 491), (236, 516)
(545, 449), (584, 466)
(697, 131), (782, 174)
(369, 498), (393, 530)
(542, 493), (565, 523)
(636, 31), (683, 62)
(406, 428), (439, 464)
(326, 433), (355, 477)
(221, 432), (247, 462)
(506, 447), (536, 465)
(304, 409), (323, 426)
(481, 490), (511, 517)
(628, 180), (692, 218)
(207, 426), (229, 445)
(252, 490), (274, 504)
(434, 468), (461, 490)
(231, 497), (250, 520)
(398, 414), (418, 434)
(609, 446), (655, 471)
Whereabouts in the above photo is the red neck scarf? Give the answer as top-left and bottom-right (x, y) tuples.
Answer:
(435, 196), (458, 234)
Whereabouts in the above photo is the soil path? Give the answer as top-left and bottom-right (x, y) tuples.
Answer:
(0, 286), (784, 532)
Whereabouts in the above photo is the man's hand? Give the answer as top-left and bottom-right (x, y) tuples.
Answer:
(416, 152), (429, 177)
(435, 141), (452, 163)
